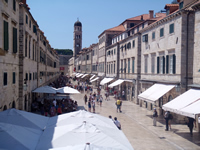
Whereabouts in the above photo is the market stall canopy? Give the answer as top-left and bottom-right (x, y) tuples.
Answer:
(56, 86), (80, 94)
(90, 75), (95, 80)
(100, 77), (114, 85)
(162, 89), (200, 118)
(90, 77), (99, 83)
(138, 84), (175, 103)
(75, 73), (80, 77)
(77, 73), (84, 78)
(81, 74), (88, 78)
(32, 86), (57, 94)
(108, 79), (124, 88)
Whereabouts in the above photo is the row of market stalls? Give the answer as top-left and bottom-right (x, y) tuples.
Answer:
(0, 109), (133, 150)
(75, 72), (200, 130)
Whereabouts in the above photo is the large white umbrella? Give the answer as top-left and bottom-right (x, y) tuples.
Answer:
(32, 86), (57, 94)
(56, 86), (80, 94)
(36, 110), (133, 150)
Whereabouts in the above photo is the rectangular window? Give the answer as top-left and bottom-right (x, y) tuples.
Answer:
(107, 64), (108, 73)
(5, 0), (8, 3)
(128, 59), (130, 73)
(111, 64), (113, 74)
(179, 2), (184, 9)
(4, 72), (8, 86)
(152, 32), (155, 40)
(33, 25), (37, 34)
(124, 60), (126, 73)
(157, 57), (160, 74)
(137, 26), (139, 32)
(13, 0), (16, 11)
(13, 72), (16, 84)
(32, 43), (34, 60)
(29, 73), (32, 80)
(132, 58), (134, 73)
(4, 21), (9, 51)
(29, 40), (31, 58)
(151, 56), (155, 73)
(142, 23), (144, 29)
(114, 62), (115, 73)
(169, 55), (173, 74)
(25, 36), (27, 57)
(121, 60), (123, 73)
(142, 34), (148, 42)
(26, 15), (28, 24)
(144, 57), (148, 73)
(13, 27), (17, 53)
(26, 73), (28, 81)
(132, 40), (135, 48)
(169, 23), (174, 34)
(160, 56), (165, 74)
(160, 28), (164, 37)
(29, 20), (31, 28)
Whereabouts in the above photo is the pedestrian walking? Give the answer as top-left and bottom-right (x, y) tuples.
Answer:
(168, 113), (173, 130)
(187, 117), (196, 136)
(99, 95), (103, 107)
(153, 108), (158, 126)
(116, 98), (122, 113)
(84, 94), (87, 105)
(164, 111), (170, 131)
(92, 96), (95, 113)
(114, 117), (121, 130)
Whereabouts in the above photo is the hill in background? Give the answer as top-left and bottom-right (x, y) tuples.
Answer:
(55, 49), (73, 55)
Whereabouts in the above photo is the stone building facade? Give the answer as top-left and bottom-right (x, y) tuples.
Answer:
(0, 0), (59, 112)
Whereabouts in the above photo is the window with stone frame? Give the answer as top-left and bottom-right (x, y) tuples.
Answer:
(121, 60), (123, 73)
(169, 23), (174, 34)
(166, 54), (176, 74)
(144, 56), (148, 73)
(159, 56), (165, 74)
(128, 58), (130, 73)
(151, 55), (155, 74)
(160, 28), (164, 37)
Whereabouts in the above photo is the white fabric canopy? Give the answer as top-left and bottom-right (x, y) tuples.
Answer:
(0, 109), (133, 150)
(0, 109), (49, 150)
(36, 110), (133, 150)
(90, 75), (95, 80)
(76, 73), (80, 77)
(162, 89), (200, 118)
(56, 86), (80, 94)
(32, 86), (57, 94)
(138, 84), (175, 103)
(100, 77), (114, 85)
(108, 79), (124, 88)
(81, 74), (88, 78)
(90, 77), (99, 83)
(77, 73), (84, 78)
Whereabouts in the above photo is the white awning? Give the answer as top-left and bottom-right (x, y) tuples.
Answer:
(90, 77), (99, 83)
(162, 89), (200, 118)
(90, 75), (95, 80)
(76, 73), (83, 78)
(108, 79), (124, 88)
(138, 84), (175, 103)
(100, 77), (114, 85)
(81, 74), (88, 78)
(75, 73), (80, 77)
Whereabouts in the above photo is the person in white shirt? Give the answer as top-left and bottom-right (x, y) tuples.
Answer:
(114, 117), (121, 130)
(53, 99), (57, 107)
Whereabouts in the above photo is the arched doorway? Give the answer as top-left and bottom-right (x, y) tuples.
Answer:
(12, 101), (16, 108)
(3, 105), (7, 111)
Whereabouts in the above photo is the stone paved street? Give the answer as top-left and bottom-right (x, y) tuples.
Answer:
(71, 87), (200, 150)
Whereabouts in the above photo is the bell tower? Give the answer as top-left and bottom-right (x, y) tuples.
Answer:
(73, 19), (82, 58)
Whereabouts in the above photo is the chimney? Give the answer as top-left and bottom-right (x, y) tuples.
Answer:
(141, 15), (143, 21)
(149, 10), (154, 19)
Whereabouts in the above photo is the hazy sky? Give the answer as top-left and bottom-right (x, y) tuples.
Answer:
(27, 0), (173, 50)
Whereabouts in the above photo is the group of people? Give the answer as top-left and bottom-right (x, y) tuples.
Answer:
(84, 92), (103, 113)
(153, 108), (196, 136)
(109, 116), (121, 130)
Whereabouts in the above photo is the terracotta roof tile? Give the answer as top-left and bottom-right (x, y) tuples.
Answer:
(165, 4), (179, 8)
(126, 14), (150, 21)
(106, 25), (125, 32)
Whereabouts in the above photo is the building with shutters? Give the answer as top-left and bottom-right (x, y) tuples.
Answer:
(0, 0), (60, 112)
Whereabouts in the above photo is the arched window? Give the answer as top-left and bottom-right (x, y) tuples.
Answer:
(12, 101), (16, 108)
(3, 105), (7, 111)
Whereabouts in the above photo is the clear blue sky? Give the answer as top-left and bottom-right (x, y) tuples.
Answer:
(27, 0), (173, 50)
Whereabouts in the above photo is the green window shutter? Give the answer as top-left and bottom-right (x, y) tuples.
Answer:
(157, 57), (160, 74)
(173, 54), (176, 74)
(4, 21), (9, 51)
(163, 56), (165, 74)
(26, 15), (28, 24)
(160, 28), (164, 37)
(13, 27), (17, 53)
(169, 24), (174, 34)
(132, 40), (135, 48)
(13, 72), (16, 84)
(4, 72), (8, 86)
(13, 0), (16, 11)
(166, 55), (169, 74)
(132, 59), (134, 73)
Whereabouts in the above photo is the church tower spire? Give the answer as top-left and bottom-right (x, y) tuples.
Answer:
(73, 19), (82, 58)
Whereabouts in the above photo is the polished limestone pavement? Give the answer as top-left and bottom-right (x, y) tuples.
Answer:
(71, 87), (200, 150)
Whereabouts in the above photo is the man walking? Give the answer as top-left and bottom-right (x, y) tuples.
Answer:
(153, 108), (158, 126)
(164, 111), (170, 131)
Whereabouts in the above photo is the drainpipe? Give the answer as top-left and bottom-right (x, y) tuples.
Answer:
(186, 11), (190, 91)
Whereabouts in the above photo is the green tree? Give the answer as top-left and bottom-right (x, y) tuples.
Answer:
(55, 49), (73, 55)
